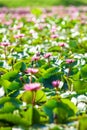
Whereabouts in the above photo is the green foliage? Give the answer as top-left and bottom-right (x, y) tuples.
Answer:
(35, 90), (47, 104)
(20, 105), (48, 125)
(70, 64), (87, 93)
(1, 71), (19, 81)
(21, 90), (47, 105)
(0, 68), (7, 75)
(8, 81), (21, 91)
(13, 61), (26, 72)
(0, 113), (29, 127)
(38, 67), (62, 88)
(42, 67), (59, 79)
(0, 79), (21, 94)
(31, 8), (42, 17)
(0, 127), (12, 130)
(0, 102), (16, 113)
(21, 91), (32, 104)
(48, 46), (61, 52)
(43, 98), (77, 123)
(0, 97), (22, 108)
(78, 116), (87, 130)
(0, 79), (11, 90)
(80, 64), (87, 79)
(20, 105), (33, 125)
(49, 126), (62, 130)
(72, 80), (87, 93)
(61, 99), (78, 114)
(0, 0), (87, 7)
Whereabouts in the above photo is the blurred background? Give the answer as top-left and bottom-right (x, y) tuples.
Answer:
(0, 0), (87, 7)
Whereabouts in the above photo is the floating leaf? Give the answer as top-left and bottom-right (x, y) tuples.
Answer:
(78, 116), (87, 130)
(21, 91), (32, 104)
(2, 71), (18, 81)
(0, 113), (29, 127)
(0, 102), (16, 113)
(13, 61), (26, 72)
(35, 90), (47, 104)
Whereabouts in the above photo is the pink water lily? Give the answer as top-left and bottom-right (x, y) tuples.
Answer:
(58, 42), (66, 47)
(25, 68), (38, 74)
(37, 24), (44, 30)
(4, 20), (12, 26)
(10, 23), (23, 30)
(0, 42), (10, 47)
(24, 83), (40, 91)
(14, 34), (25, 39)
(51, 34), (59, 39)
(44, 53), (52, 58)
(52, 80), (60, 88)
(32, 56), (40, 61)
(51, 25), (57, 33)
(66, 59), (75, 64)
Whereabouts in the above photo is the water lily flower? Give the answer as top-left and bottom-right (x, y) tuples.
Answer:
(4, 20), (12, 26)
(38, 24), (44, 30)
(25, 68), (38, 74)
(10, 23), (23, 30)
(36, 52), (41, 56)
(51, 34), (59, 39)
(66, 59), (75, 64)
(19, 34), (25, 38)
(44, 53), (52, 58)
(52, 80), (60, 88)
(14, 34), (25, 39)
(58, 42), (66, 47)
(24, 83), (40, 91)
(29, 29), (35, 34)
(32, 56), (40, 61)
(51, 25), (56, 33)
(0, 42), (10, 47)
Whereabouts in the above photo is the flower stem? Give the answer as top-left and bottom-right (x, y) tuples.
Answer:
(4, 47), (7, 61)
(48, 57), (50, 65)
(30, 74), (32, 83)
(55, 87), (59, 96)
(32, 91), (36, 106)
